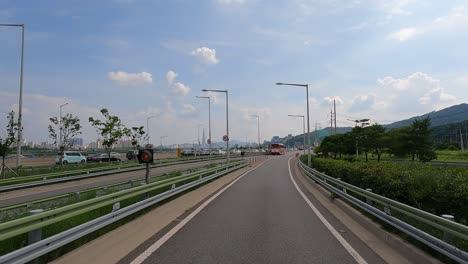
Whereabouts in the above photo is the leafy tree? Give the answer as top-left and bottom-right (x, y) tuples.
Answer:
(410, 118), (436, 162)
(48, 113), (82, 165)
(89, 109), (127, 161)
(365, 124), (387, 162)
(319, 133), (350, 159)
(388, 118), (436, 162)
(0, 111), (20, 178)
(127, 126), (147, 149)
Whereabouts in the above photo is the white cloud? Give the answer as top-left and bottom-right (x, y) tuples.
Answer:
(166, 70), (178, 84)
(135, 106), (162, 118)
(172, 82), (190, 96)
(217, 0), (245, 5)
(181, 104), (196, 115)
(387, 27), (419, 42)
(349, 94), (377, 112)
(388, 5), (468, 42)
(376, 72), (456, 113)
(322, 96), (344, 107)
(108, 71), (153, 85)
(191, 47), (219, 64)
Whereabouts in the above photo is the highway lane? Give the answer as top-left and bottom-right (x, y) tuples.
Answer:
(131, 154), (385, 264)
(0, 158), (244, 207)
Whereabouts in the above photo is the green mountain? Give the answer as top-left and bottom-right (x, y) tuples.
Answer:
(284, 103), (468, 147)
(385, 103), (468, 128)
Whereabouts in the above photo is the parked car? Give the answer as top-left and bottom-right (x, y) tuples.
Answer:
(55, 151), (86, 165)
(87, 153), (121, 162)
(230, 149), (241, 154)
(181, 149), (195, 156)
(200, 149), (210, 155)
(214, 149), (226, 155)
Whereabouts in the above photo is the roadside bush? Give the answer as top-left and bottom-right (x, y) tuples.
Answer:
(301, 156), (468, 225)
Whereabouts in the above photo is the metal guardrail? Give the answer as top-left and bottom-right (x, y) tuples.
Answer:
(0, 161), (215, 215)
(0, 161), (247, 263)
(298, 160), (468, 264)
(0, 155), (241, 192)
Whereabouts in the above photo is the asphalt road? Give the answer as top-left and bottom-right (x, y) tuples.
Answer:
(0, 159), (234, 207)
(134, 154), (385, 264)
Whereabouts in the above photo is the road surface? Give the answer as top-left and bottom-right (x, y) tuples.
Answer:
(128, 154), (385, 264)
(0, 159), (235, 207)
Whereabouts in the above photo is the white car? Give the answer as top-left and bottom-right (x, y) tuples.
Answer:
(230, 149), (241, 154)
(214, 149), (226, 155)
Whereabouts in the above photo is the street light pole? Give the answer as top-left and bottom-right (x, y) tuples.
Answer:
(59, 103), (69, 149)
(249, 115), (261, 149)
(1, 23), (25, 168)
(146, 116), (155, 145)
(276, 82), (311, 167)
(288, 114), (306, 156)
(196, 96), (212, 155)
(202, 89), (229, 163)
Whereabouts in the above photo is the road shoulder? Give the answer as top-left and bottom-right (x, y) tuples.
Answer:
(291, 157), (442, 264)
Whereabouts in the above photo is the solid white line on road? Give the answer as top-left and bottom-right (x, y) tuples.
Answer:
(130, 159), (270, 264)
(288, 157), (368, 264)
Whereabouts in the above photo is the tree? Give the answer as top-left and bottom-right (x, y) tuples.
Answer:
(365, 124), (387, 162)
(127, 126), (147, 149)
(0, 111), (20, 178)
(48, 113), (82, 165)
(388, 118), (436, 162)
(409, 118), (436, 162)
(89, 109), (127, 160)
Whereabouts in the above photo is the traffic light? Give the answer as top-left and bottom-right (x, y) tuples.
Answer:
(137, 148), (154, 163)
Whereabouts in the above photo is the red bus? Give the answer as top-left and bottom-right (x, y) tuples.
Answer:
(270, 143), (285, 155)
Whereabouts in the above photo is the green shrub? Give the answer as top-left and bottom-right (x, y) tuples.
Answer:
(306, 157), (468, 225)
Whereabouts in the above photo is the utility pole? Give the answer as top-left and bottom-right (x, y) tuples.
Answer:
(330, 108), (333, 135)
(465, 121), (468, 151)
(314, 122), (318, 147)
(334, 99), (337, 134)
(460, 128), (465, 151)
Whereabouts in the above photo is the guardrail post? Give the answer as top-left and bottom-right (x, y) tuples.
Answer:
(337, 178), (347, 194)
(112, 202), (120, 212)
(441, 214), (455, 244)
(140, 182), (148, 200)
(28, 209), (44, 264)
(365, 189), (373, 205)
(384, 205), (391, 215)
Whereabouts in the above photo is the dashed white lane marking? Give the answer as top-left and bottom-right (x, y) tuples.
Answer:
(288, 157), (368, 264)
(131, 158), (270, 264)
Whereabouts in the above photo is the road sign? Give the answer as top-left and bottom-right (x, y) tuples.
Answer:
(207, 139), (211, 144)
(222, 135), (229, 142)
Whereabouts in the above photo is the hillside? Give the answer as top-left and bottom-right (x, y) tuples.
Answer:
(385, 103), (468, 128)
(284, 103), (468, 147)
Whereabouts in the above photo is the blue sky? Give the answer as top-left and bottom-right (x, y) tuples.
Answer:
(1, 0), (468, 145)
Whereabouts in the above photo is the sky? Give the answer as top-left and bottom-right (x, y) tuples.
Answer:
(1, 0), (468, 145)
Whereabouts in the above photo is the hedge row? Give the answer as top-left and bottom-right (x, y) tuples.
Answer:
(303, 157), (468, 225)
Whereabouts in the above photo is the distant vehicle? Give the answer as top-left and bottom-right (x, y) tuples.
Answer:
(87, 153), (121, 162)
(230, 149), (241, 154)
(270, 143), (286, 155)
(56, 151), (86, 164)
(200, 149), (211, 155)
(214, 149), (226, 155)
(181, 149), (195, 156)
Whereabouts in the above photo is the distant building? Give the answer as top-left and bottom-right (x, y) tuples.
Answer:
(70, 138), (84, 146)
